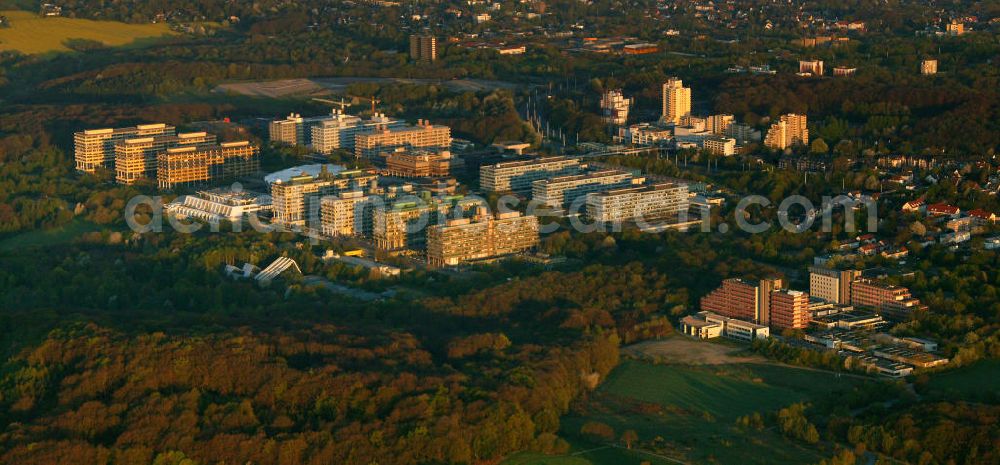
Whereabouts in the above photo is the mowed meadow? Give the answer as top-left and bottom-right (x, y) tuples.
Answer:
(0, 10), (174, 54)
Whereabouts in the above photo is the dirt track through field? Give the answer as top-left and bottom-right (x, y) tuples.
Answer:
(625, 337), (771, 365)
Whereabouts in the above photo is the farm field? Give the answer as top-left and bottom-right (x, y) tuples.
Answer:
(0, 10), (174, 54)
(506, 357), (872, 465)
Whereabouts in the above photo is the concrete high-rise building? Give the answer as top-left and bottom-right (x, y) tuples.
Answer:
(269, 113), (309, 146)
(75, 123), (175, 173)
(115, 132), (216, 184)
(769, 289), (811, 329)
(701, 277), (805, 327)
(725, 123), (761, 146)
(270, 169), (377, 227)
(585, 182), (689, 223)
(532, 169), (636, 211)
(354, 120), (452, 160)
(600, 89), (632, 126)
(320, 190), (374, 237)
(705, 114), (734, 135)
(310, 111), (405, 153)
(798, 60), (824, 76)
(661, 78), (691, 125)
(920, 59), (938, 75)
(410, 34), (438, 62)
(809, 267), (861, 304)
(480, 156), (582, 194)
(764, 114), (809, 150)
(946, 20), (964, 36)
(757, 277), (784, 326)
(157, 141), (259, 190)
(700, 278), (761, 323)
(372, 197), (462, 252)
(426, 210), (540, 268)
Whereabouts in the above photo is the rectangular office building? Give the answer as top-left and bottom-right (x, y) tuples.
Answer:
(426, 211), (539, 268)
(585, 182), (688, 223)
(532, 169), (635, 212)
(355, 121), (452, 160)
(75, 123), (175, 173)
(157, 141), (259, 190)
(115, 132), (216, 184)
(480, 156), (582, 194)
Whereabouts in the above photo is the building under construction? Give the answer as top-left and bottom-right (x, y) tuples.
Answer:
(115, 132), (217, 184)
(157, 141), (260, 190)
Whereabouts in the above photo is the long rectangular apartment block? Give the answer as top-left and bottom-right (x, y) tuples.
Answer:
(585, 182), (689, 223)
(480, 156), (582, 194)
(115, 132), (217, 184)
(157, 141), (259, 190)
(74, 123), (176, 173)
(531, 169), (635, 211)
(426, 211), (539, 268)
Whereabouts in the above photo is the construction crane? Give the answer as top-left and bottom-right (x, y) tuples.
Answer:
(311, 97), (351, 111)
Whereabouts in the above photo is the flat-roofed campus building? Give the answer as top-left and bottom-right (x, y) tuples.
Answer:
(115, 132), (216, 184)
(165, 189), (272, 223)
(769, 289), (812, 329)
(480, 156), (582, 194)
(699, 277), (786, 326)
(311, 112), (405, 153)
(680, 311), (770, 342)
(320, 190), (374, 237)
(809, 266), (861, 304)
(426, 210), (540, 268)
(157, 141), (259, 190)
(703, 136), (737, 156)
(373, 196), (464, 252)
(384, 149), (454, 177)
(850, 278), (927, 320)
(585, 182), (688, 223)
(355, 120), (452, 160)
(532, 169), (635, 211)
(75, 123), (175, 172)
(700, 278), (761, 322)
(270, 169), (377, 227)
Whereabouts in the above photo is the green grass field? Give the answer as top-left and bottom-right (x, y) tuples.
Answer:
(923, 359), (1000, 402)
(506, 360), (870, 465)
(0, 10), (174, 54)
